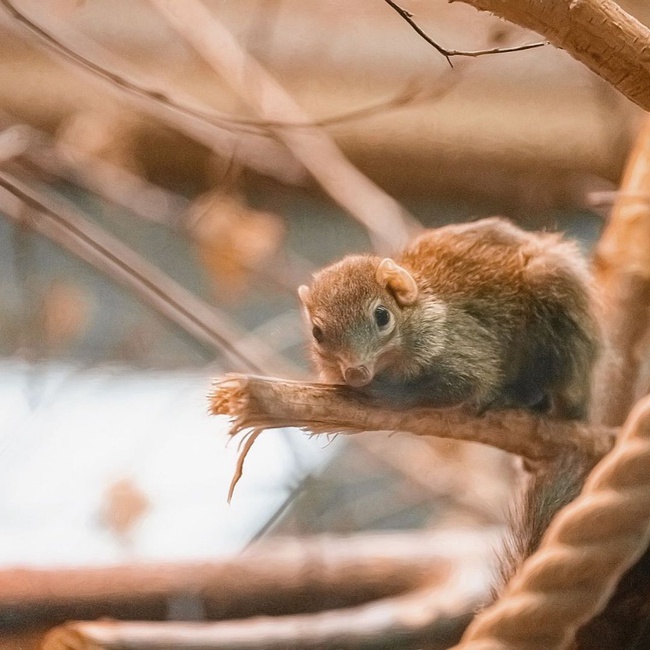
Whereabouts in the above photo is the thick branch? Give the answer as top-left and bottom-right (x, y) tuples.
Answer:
(210, 374), (616, 465)
(457, 0), (650, 112)
(40, 531), (497, 650)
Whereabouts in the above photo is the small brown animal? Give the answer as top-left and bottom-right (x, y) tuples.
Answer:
(298, 217), (599, 419)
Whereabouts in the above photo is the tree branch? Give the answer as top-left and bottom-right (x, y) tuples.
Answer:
(457, 0), (650, 112)
(1, 532), (486, 632)
(40, 529), (496, 650)
(382, 0), (547, 67)
(41, 586), (472, 650)
(210, 374), (617, 497)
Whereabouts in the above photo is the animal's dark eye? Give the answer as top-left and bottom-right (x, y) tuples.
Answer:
(373, 305), (391, 329)
(312, 325), (324, 343)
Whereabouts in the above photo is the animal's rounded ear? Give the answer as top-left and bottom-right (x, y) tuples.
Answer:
(298, 285), (311, 307)
(376, 258), (418, 306)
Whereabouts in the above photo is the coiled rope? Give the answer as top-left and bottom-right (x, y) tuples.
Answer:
(451, 394), (650, 650)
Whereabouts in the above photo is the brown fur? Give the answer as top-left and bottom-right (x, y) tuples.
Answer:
(300, 217), (599, 418)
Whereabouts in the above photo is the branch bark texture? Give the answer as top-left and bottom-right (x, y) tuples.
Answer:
(210, 375), (616, 467)
(457, 0), (650, 112)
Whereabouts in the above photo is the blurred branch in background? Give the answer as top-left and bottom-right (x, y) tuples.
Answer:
(40, 531), (495, 650)
(0, 0), (306, 185)
(147, 0), (420, 253)
(0, 114), (186, 225)
(43, 585), (469, 650)
(0, 532), (469, 631)
(0, 110), (316, 303)
(0, 171), (300, 375)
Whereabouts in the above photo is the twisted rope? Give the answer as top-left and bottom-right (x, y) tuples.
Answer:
(451, 394), (650, 650)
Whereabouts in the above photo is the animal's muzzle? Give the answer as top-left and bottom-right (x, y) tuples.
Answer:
(344, 365), (372, 388)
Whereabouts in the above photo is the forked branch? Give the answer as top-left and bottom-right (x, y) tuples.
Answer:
(382, 0), (547, 67)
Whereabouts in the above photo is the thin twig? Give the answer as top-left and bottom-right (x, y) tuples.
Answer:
(383, 0), (547, 67)
(456, 0), (650, 112)
(0, 1), (443, 135)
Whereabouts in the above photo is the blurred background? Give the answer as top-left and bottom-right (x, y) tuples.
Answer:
(0, 0), (647, 634)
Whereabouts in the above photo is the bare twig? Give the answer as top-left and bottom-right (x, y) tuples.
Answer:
(210, 375), (616, 497)
(0, 171), (300, 376)
(457, 0), (650, 112)
(205, 81), (450, 131)
(382, 0), (547, 67)
(147, 0), (420, 254)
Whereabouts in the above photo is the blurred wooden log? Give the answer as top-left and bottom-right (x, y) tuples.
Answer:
(591, 115), (650, 426)
(0, 532), (483, 632)
(40, 586), (473, 650)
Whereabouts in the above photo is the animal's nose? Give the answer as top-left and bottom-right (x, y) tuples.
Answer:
(344, 365), (372, 387)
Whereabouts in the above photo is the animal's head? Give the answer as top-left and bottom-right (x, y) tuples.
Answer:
(298, 255), (421, 387)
